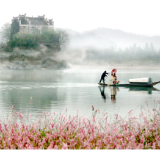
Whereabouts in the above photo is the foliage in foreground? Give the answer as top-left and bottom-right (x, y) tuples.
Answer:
(0, 103), (160, 149)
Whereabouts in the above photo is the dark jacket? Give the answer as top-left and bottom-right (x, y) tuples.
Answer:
(101, 71), (108, 79)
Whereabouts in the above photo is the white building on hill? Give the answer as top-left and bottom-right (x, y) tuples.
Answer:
(11, 14), (54, 35)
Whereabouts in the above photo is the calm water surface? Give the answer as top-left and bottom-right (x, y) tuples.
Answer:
(0, 68), (160, 120)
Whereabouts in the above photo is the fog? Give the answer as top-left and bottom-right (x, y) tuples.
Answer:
(63, 28), (160, 50)
(1, 27), (160, 69)
(55, 28), (160, 67)
(0, 45), (68, 70)
(0, 29), (3, 43)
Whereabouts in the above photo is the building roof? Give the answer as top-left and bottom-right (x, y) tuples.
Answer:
(12, 14), (54, 26)
(27, 17), (48, 25)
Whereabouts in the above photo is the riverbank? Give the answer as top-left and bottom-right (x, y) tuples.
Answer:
(0, 105), (160, 149)
(0, 47), (68, 70)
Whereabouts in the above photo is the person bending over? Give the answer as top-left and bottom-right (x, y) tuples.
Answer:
(99, 71), (109, 84)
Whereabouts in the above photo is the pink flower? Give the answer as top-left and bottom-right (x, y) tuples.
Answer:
(17, 112), (23, 120)
(51, 123), (54, 128)
(115, 114), (118, 119)
(54, 145), (58, 149)
(92, 106), (94, 111)
(128, 109), (133, 115)
(0, 124), (2, 132)
(61, 143), (68, 149)
(158, 141), (160, 147)
(70, 139), (74, 144)
(48, 142), (55, 149)
(152, 142), (156, 149)
(103, 112), (108, 116)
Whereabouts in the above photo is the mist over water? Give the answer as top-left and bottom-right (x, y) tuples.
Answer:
(1, 27), (160, 69)
(54, 28), (160, 67)
(0, 69), (160, 120)
(0, 26), (160, 120)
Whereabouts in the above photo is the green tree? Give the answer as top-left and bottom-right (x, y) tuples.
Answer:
(40, 30), (60, 44)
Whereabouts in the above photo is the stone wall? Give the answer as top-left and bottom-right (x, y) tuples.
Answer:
(19, 25), (54, 34)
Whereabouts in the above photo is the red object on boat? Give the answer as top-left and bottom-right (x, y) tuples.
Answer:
(114, 81), (117, 84)
(111, 68), (117, 74)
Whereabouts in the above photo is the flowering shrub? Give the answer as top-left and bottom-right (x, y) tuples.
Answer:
(0, 104), (160, 149)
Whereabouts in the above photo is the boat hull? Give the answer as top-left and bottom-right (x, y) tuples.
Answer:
(98, 83), (154, 87)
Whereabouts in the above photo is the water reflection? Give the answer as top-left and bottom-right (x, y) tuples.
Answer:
(0, 87), (67, 117)
(125, 86), (160, 94)
(98, 86), (107, 102)
(98, 85), (160, 103)
(109, 86), (119, 103)
(0, 70), (60, 82)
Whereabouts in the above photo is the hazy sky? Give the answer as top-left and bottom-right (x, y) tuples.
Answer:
(1, 0), (160, 36)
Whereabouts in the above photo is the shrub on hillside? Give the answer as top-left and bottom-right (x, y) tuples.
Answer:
(0, 29), (68, 52)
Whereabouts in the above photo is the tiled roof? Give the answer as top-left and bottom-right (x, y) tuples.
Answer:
(12, 15), (54, 26)
(28, 17), (48, 25)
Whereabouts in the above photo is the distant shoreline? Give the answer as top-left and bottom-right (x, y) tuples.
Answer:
(0, 65), (160, 70)
(67, 64), (160, 70)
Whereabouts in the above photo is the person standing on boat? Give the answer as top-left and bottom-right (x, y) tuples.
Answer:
(99, 71), (109, 84)
(108, 73), (115, 85)
(108, 69), (120, 85)
(113, 73), (118, 84)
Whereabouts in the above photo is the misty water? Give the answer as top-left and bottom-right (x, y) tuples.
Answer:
(0, 68), (160, 120)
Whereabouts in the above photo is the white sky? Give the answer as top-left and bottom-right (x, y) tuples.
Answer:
(0, 0), (160, 36)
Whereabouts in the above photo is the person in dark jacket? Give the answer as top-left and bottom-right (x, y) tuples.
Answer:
(99, 71), (109, 84)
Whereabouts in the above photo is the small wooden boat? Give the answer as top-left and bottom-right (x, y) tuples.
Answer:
(98, 77), (160, 87)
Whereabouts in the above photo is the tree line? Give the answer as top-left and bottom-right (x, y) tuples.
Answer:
(85, 43), (160, 65)
(0, 23), (69, 52)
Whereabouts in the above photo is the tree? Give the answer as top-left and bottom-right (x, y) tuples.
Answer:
(0, 23), (11, 42)
(145, 43), (149, 51)
(56, 29), (69, 45)
(150, 43), (154, 52)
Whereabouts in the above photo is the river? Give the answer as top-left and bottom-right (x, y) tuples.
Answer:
(0, 68), (159, 120)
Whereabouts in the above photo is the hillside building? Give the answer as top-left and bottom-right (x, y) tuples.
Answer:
(11, 14), (54, 35)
